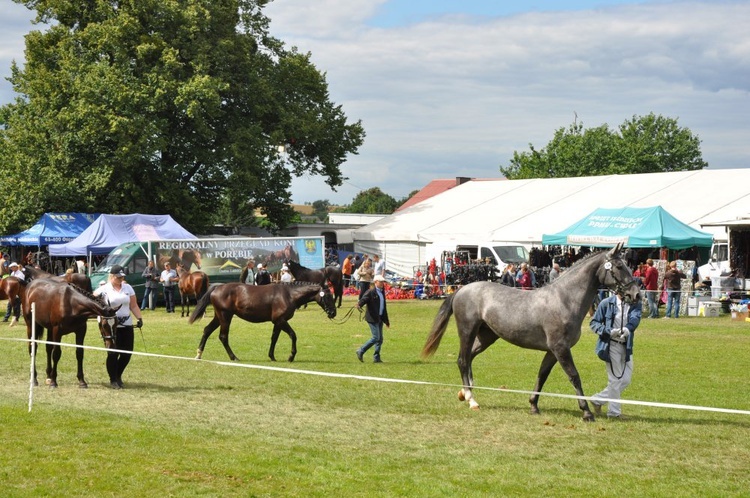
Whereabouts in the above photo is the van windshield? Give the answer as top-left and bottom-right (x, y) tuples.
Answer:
(493, 245), (529, 263)
(92, 254), (136, 274)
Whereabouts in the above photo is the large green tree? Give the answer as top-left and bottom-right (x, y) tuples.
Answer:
(344, 187), (398, 214)
(500, 113), (706, 179)
(0, 0), (364, 234)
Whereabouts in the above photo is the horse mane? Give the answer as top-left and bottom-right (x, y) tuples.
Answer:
(66, 282), (109, 306)
(551, 248), (608, 284)
(282, 281), (323, 288)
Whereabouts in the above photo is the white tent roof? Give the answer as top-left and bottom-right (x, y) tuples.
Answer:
(354, 169), (750, 246)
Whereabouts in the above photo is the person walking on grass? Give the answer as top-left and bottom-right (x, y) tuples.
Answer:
(355, 274), (390, 364)
(589, 285), (642, 420)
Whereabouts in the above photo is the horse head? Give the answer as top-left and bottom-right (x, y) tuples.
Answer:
(597, 242), (641, 303)
(315, 285), (337, 319)
(96, 297), (123, 349)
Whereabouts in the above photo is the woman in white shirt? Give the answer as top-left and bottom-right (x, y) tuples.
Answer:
(93, 265), (143, 389)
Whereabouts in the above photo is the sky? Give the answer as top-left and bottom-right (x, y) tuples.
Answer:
(1, 0), (749, 206)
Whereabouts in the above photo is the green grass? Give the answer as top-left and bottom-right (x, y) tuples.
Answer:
(1, 295), (749, 497)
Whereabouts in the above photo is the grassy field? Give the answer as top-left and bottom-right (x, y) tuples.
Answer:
(1, 295), (749, 497)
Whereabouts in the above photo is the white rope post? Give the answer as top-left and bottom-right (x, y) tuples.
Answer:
(28, 301), (36, 412)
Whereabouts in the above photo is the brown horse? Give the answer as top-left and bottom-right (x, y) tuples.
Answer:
(285, 260), (345, 308)
(189, 282), (337, 362)
(176, 264), (209, 317)
(23, 278), (120, 388)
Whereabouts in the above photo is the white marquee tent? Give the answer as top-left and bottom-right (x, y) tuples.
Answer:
(354, 169), (750, 277)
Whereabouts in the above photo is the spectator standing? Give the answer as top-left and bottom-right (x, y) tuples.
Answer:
(357, 258), (374, 299)
(515, 263), (536, 288)
(240, 259), (256, 285)
(643, 259), (659, 318)
(501, 264), (517, 287)
(159, 262), (179, 313)
(516, 263), (534, 290)
(255, 263), (272, 285)
(4, 262), (25, 326)
(663, 261), (687, 319)
(140, 260), (159, 310)
(342, 254), (353, 287)
(373, 254), (386, 277)
(549, 263), (562, 282)
(280, 264), (293, 283)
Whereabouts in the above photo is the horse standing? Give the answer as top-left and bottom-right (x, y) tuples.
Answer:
(23, 278), (120, 388)
(422, 243), (640, 421)
(189, 282), (337, 362)
(176, 264), (209, 317)
(285, 260), (344, 308)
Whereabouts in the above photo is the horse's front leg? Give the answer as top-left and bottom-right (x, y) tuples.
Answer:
(180, 292), (186, 318)
(75, 331), (88, 388)
(530, 351), (558, 416)
(274, 322), (298, 362)
(554, 348), (594, 422)
(268, 323), (282, 362)
(216, 315), (240, 361)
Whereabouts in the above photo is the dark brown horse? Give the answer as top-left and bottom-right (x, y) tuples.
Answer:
(176, 263), (209, 317)
(285, 260), (344, 308)
(23, 278), (120, 388)
(189, 282), (337, 362)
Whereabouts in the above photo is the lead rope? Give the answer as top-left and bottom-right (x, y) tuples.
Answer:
(329, 306), (359, 324)
(608, 297), (628, 380)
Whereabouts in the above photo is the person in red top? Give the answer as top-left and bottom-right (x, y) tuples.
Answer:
(643, 258), (659, 318)
(517, 263), (533, 290)
(342, 254), (354, 288)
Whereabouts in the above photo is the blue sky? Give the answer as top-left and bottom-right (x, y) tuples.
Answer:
(367, 0), (643, 26)
(2, 0), (748, 206)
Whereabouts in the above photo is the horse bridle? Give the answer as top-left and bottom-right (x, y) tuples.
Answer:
(602, 256), (636, 302)
(98, 315), (118, 344)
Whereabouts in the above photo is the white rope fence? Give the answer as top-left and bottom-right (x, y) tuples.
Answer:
(1, 333), (748, 416)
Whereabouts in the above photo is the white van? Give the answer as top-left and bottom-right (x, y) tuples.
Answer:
(454, 243), (530, 269)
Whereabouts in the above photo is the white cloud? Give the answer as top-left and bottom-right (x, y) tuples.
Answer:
(275, 1), (750, 203)
(2, 1), (748, 206)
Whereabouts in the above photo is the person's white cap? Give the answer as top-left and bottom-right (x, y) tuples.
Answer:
(373, 274), (386, 282)
(9, 262), (18, 268)
(257, 263), (263, 269)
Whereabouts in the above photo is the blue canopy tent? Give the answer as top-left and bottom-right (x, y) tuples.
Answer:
(541, 206), (713, 249)
(49, 213), (196, 257)
(0, 213), (99, 246)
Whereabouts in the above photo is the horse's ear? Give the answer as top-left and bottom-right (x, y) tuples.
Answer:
(607, 242), (624, 257)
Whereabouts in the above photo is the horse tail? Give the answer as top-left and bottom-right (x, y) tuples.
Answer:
(421, 293), (456, 358)
(188, 283), (218, 324)
(198, 272), (209, 298)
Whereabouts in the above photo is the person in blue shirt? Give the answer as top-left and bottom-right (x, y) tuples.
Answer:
(589, 286), (642, 419)
(355, 274), (390, 363)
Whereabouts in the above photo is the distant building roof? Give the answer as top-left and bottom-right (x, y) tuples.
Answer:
(397, 177), (500, 212)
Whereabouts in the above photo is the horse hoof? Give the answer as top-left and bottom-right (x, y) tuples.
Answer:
(79, 382), (88, 389)
(583, 412), (595, 422)
(287, 356), (295, 362)
(458, 390), (465, 401)
(530, 407), (540, 415)
(470, 403), (480, 411)
(45, 378), (52, 385)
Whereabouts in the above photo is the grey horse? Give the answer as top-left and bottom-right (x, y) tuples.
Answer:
(422, 242), (640, 421)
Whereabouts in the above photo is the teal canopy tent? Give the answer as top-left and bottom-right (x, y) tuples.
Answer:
(541, 206), (713, 249)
